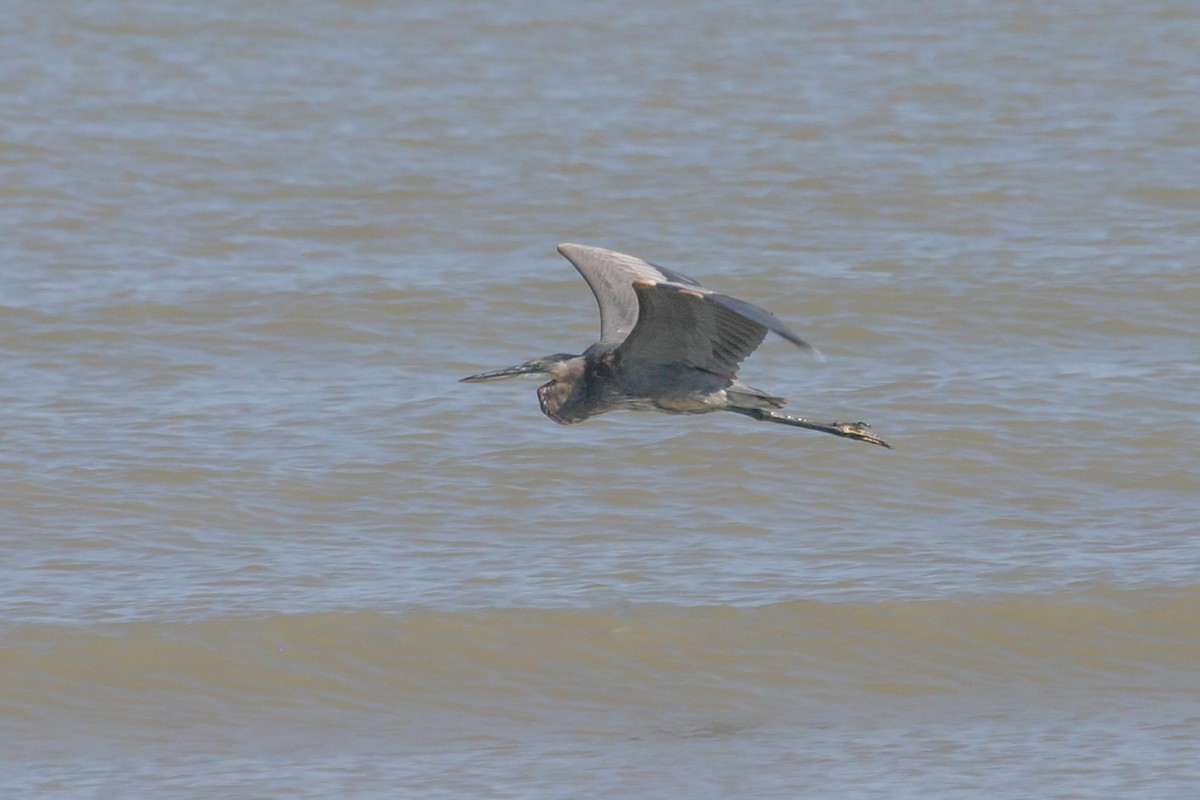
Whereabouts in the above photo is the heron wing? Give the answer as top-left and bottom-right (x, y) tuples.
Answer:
(557, 243), (701, 343)
(615, 280), (818, 379)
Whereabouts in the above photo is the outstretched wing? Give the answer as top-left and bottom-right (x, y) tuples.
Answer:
(557, 243), (701, 343)
(615, 280), (819, 379)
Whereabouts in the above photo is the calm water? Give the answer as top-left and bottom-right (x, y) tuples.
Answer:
(3, 1), (1199, 797)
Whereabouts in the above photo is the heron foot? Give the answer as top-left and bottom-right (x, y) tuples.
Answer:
(831, 421), (892, 449)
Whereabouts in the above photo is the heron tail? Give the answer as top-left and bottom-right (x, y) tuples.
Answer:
(725, 384), (787, 410)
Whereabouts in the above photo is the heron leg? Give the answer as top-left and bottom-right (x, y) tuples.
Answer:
(728, 408), (892, 449)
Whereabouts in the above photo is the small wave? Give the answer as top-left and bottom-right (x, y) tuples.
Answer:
(6, 587), (1198, 721)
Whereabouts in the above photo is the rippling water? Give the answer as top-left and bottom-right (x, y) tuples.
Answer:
(4, 1), (1199, 797)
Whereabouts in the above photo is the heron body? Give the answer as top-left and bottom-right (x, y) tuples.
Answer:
(461, 244), (890, 448)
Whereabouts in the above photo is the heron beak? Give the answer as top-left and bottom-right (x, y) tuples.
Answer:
(459, 361), (546, 383)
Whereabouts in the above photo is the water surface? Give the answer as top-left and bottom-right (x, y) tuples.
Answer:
(3, 1), (1199, 797)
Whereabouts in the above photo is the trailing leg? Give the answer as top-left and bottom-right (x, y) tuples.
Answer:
(728, 407), (892, 448)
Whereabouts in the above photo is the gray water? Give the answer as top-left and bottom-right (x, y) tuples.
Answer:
(3, 1), (1199, 797)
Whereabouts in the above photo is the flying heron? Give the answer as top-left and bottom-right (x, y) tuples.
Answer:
(461, 244), (891, 448)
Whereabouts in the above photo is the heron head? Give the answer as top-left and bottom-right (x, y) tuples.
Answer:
(460, 353), (581, 383)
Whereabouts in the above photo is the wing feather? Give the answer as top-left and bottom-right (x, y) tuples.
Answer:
(557, 243), (700, 343)
(615, 280), (818, 379)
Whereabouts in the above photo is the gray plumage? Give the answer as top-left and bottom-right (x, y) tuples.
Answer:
(461, 244), (890, 448)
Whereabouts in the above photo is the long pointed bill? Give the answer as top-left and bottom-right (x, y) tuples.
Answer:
(459, 362), (547, 383)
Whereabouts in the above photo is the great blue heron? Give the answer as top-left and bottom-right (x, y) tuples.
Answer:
(461, 244), (891, 448)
